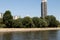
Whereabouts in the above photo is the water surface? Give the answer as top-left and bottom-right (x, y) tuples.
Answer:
(0, 30), (60, 40)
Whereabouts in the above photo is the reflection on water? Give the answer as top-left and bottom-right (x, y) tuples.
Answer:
(0, 30), (60, 40)
(0, 33), (12, 40)
(48, 30), (57, 40)
(40, 31), (49, 40)
(3, 33), (12, 40)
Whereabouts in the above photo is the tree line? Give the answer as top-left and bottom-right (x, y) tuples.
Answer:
(0, 10), (60, 28)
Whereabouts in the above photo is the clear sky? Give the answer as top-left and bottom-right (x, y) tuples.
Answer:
(0, 0), (60, 21)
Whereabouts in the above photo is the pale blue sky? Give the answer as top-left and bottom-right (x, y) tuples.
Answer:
(0, 0), (60, 21)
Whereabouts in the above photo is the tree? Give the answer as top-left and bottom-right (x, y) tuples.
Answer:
(40, 19), (48, 27)
(32, 17), (48, 28)
(22, 16), (35, 28)
(0, 18), (6, 28)
(0, 18), (3, 24)
(32, 17), (42, 27)
(12, 18), (23, 28)
(0, 24), (6, 28)
(45, 15), (59, 27)
(3, 10), (13, 28)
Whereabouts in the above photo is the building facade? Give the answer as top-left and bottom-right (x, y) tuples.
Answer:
(0, 13), (20, 20)
(0, 13), (3, 18)
(41, 0), (47, 18)
(13, 16), (20, 20)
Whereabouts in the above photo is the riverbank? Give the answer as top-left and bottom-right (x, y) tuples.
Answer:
(0, 28), (60, 32)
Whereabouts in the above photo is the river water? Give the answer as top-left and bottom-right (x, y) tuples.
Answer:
(0, 30), (60, 40)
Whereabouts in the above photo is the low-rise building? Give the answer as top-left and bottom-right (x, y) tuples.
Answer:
(13, 16), (20, 20)
(0, 13), (20, 20)
(0, 13), (3, 18)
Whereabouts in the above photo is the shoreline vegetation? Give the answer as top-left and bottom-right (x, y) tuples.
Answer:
(0, 10), (59, 28)
(0, 28), (60, 32)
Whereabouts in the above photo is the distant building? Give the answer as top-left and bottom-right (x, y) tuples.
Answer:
(0, 13), (3, 18)
(0, 13), (20, 20)
(41, 0), (47, 18)
(13, 16), (20, 20)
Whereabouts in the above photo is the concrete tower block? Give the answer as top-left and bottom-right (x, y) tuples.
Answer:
(42, 0), (47, 2)
(41, 0), (47, 18)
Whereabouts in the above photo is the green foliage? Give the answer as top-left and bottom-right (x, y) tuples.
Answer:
(3, 10), (13, 28)
(40, 19), (48, 27)
(0, 24), (6, 28)
(32, 17), (41, 27)
(12, 18), (23, 28)
(0, 10), (60, 28)
(22, 16), (35, 28)
(0, 18), (6, 28)
(45, 15), (59, 27)
(0, 18), (3, 24)
(32, 17), (48, 27)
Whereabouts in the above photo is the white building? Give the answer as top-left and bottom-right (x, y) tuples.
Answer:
(0, 13), (3, 18)
(13, 16), (20, 20)
(0, 13), (20, 20)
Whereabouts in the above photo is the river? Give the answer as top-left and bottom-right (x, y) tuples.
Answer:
(0, 30), (60, 40)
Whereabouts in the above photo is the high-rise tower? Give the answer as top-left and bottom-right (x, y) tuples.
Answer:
(41, 0), (47, 18)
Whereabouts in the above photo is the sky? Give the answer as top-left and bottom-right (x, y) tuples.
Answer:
(0, 0), (60, 21)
